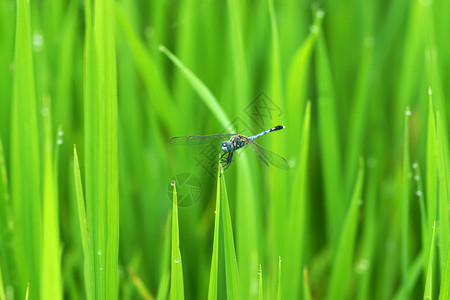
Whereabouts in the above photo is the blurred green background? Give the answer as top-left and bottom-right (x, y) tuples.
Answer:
(0, 0), (450, 298)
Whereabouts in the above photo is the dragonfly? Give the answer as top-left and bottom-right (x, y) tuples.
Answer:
(169, 125), (289, 170)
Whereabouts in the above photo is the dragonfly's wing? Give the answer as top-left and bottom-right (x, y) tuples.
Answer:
(248, 141), (289, 170)
(247, 143), (269, 167)
(169, 134), (234, 146)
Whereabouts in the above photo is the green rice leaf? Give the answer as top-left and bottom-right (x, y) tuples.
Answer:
(11, 0), (41, 291)
(328, 158), (364, 299)
(258, 264), (263, 300)
(115, 5), (178, 134)
(0, 137), (14, 296)
(439, 243), (450, 299)
(221, 168), (240, 299)
(276, 257), (282, 300)
(401, 107), (411, 299)
(40, 99), (62, 300)
(73, 146), (93, 300)
(170, 182), (185, 300)
(423, 221), (435, 299)
(207, 164), (222, 300)
(286, 12), (322, 149)
(159, 45), (231, 130)
(303, 267), (312, 300)
(426, 95), (437, 256)
(156, 213), (172, 300)
(283, 101), (311, 299)
(436, 111), (450, 278)
(393, 254), (423, 300)
(84, 0), (120, 296)
(315, 32), (344, 246)
(129, 267), (154, 300)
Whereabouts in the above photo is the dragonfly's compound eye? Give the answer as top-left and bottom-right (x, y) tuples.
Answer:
(221, 141), (231, 152)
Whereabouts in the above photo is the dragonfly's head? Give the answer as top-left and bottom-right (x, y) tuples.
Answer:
(221, 140), (233, 152)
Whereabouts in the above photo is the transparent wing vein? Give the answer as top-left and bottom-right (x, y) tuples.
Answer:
(249, 141), (289, 170)
(169, 134), (234, 146)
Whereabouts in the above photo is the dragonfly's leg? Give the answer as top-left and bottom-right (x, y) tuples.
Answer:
(219, 152), (229, 169)
(223, 152), (234, 170)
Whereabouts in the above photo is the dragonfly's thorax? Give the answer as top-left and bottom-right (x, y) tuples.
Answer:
(221, 135), (249, 152)
(230, 135), (249, 151)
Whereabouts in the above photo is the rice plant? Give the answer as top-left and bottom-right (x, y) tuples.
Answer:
(0, 0), (449, 299)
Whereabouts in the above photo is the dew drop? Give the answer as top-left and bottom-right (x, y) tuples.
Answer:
(316, 10), (325, 19)
(356, 259), (370, 274)
(288, 159), (296, 168)
(170, 180), (175, 187)
(158, 45), (165, 52)
(405, 108), (412, 116)
(57, 139), (63, 145)
(214, 211), (218, 215)
(98, 250), (102, 255)
(174, 257), (180, 263)
(32, 32), (44, 52)
(41, 107), (49, 116)
(416, 190), (422, 197)
(58, 130), (64, 137)
(357, 199), (364, 206)
(428, 86), (432, 95)
(411, 162), (418, 169)
(414, 175), (420, 181)
(279, 257), (282, 263)
(99, 265), (104, 271)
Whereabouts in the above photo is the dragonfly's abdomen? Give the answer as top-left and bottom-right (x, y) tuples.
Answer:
(249, 125), (285, 141)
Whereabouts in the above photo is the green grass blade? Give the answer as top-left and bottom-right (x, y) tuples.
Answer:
(286, 12), (322, 152)
(315, 32), (344, 246)
(0, 261), (4, 300)
(258, 264), (263, 300)
(426, 94), (437, 253)
(226, 0), (249, 105)
(40, 99), (62, 300)
(73, 145), (93, 300)
(413, 162), (428, 277)
(439, 243), (450, 299)
(423, 221), (436, 299)
(94, 0), (120, 297)
(84, 0), (119, 296)
(436, 111), (450, 279)
(159, 45), (231, 130)
(221, 169), (240, 299)
(115, 5), (178, 134)
(303, 267), (312, 300)
(10, 0), (41, 291)
(276, 257), (282, 300)
(283, 101), (311, 299)
(402, 107), (411, 299)
(0, 137), (14, 295)
(129, 267), (154, 300)
(267, 0), (282, 104)
(207, 164), (222, 300)
(393, 254), (423, 300)
(0, 138), (7, 300)
(328, 158), (364, 299)
(170, 182), (185, 300)
(156, 213), (172, 300)
(344, 36), (374, 195)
